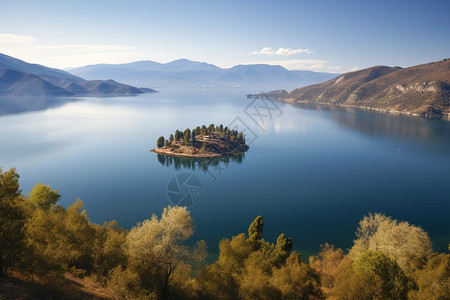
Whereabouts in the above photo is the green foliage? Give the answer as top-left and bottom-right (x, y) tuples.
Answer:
(124, 206), (206, 299)
(190, 216), (321, 300)
(350, 213), (432, 275)
(2, 168), (449, 300)
(208, 124), (215, 133)
(169, 134), (174, 142)
(409, 253), (450, 299)
(174, 130), (181, 142)
(276, 233), (293, 253)
(183, 128), (191, 145)
(92, 220), (127, 279)
(353, 251), (413, 299)
(0, 168), (27, 274)
(332, 250), (413, 300)
(157, 136), (165, 148)
(29, 183), (61, 210)
(26, 199), (99, 272)
(248, 216), (264, 240)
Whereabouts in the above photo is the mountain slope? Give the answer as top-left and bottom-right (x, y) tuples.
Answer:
(254, 60), (450, 119)
(69, 59), (338, 92)
(0, 53), (156, 96)
(0, 53), (83, 83)
(0, 68), (74, 96)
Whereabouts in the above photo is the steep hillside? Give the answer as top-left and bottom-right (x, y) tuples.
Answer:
(253, 60), (450, 119)
(0, 68), (74, 96)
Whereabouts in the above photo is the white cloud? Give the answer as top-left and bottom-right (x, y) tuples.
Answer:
(0, 33), (36, 45)
(348, 67), (359, 72)
(252, 47), (312, 56)
(38, 44), (135, 52)
(237, 59), (343, 73)
(326, 65), (341, 70)
(0, 33), (137, 68)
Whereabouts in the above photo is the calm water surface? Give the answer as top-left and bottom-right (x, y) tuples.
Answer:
(1, 92), (449, 257)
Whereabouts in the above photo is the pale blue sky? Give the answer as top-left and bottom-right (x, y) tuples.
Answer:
(1, 0), (449, 72)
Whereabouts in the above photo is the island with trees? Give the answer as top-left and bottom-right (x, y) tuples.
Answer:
(151, 124), (249, 158)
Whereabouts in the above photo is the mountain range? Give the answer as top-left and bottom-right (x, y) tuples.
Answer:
(0, 53), (156, 96)
(249, 60), (450, 120)
(68, 59), (338, 92)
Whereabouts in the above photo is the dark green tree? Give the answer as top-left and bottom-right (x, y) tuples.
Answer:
(183, 129), (191, 146)
(276, 233), (293, 253)
(219, 124), (224, 133)
(174, 130), (181, 142)
(248, 216), (264, 240)
(208, 124), (215, 133)
(169, 134), (174, 142)
(157, 136), (165, 148)
(0, 168), (26, 275)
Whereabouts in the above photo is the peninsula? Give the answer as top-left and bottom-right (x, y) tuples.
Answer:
(248, 59), (450, 120)
(151, 124), (249, 158)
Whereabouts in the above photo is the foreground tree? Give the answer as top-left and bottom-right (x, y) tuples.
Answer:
(29, 183), (60, 210)
(189, 216), (322, 300)
(0, 168), (26, 275)
(122, 206), (206, 299)
(409, 253), (450, 299)
(349, 213), (432, 274)
(26, 199), (99, 272)
(333, 250), (414, 300)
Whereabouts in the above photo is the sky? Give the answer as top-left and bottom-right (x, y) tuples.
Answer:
(1, 0), (449, 73)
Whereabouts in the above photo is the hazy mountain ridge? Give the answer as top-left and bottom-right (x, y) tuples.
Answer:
(69, 59), (338, 92)
(0, 53), (156, 96)
(251, 60), (450, 120)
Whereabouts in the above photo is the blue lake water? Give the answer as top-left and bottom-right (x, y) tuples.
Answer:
(0, 92), (449, 258)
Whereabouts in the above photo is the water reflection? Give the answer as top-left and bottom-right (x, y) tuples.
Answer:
(0, 96), (79, 116)
(156, 154), (245, 181)
(291, 102), (450, 145)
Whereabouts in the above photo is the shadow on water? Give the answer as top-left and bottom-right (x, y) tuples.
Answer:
(156, 153), (245, 172)
(292, 102), (450, 146)
(0, 96), (80, 116)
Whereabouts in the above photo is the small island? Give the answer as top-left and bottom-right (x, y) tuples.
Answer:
(151, 124), (249, 158)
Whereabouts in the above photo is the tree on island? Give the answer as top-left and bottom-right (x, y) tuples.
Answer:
(174, 130), (181, 142)
(169, 134), (174, 143)
(157, 136), (165, 148)
(208, 124), (215, 133)
(183, 129), (191, 146)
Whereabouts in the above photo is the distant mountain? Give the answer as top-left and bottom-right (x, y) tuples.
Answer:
(0, 53), (156, 96)
(69, 59), (338, 92)
(249, 60), (450, 120)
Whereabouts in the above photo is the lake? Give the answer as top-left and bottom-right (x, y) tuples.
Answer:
(1, 92), (449, 258)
